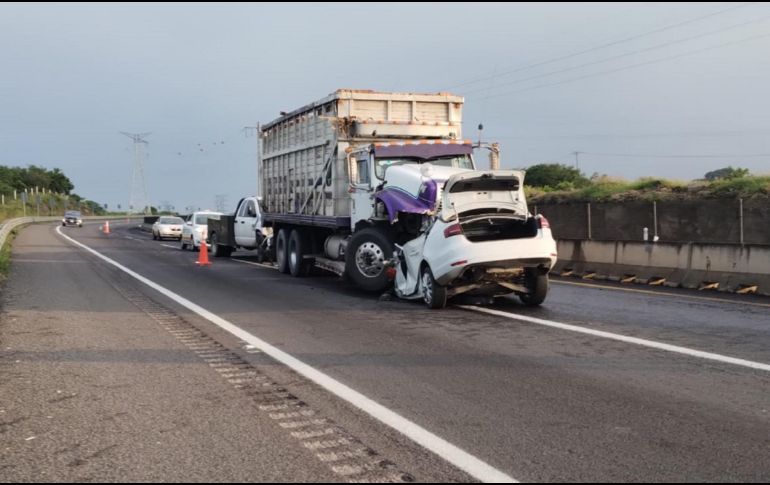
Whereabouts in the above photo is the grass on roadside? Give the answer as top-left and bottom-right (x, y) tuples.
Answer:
(0, 230), (17, 281)
(528, 175), (770, 203)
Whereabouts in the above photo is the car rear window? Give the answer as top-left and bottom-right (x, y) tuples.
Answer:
(194, 214), (213, 225)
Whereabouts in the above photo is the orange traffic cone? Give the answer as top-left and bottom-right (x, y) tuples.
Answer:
(196, 238), (211, 266)
(103, 220), (110, 234)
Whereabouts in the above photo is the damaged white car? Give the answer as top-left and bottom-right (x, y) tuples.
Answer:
(392, 169), (557, 309)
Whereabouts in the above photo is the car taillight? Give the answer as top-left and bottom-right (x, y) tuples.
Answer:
(537, 216), (550, 229)
(443, 223), (463, 238)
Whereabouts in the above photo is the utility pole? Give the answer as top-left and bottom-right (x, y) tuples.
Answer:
(214, 194), (228, 213)
(121, 132), (152, 217)
(572, 151), (583, 171)
(243, 123), (261, 198)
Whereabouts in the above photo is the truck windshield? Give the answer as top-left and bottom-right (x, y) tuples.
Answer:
(375, 155), (473, 179)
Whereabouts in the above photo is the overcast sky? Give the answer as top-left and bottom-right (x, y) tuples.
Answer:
(2, 2), (769, 211)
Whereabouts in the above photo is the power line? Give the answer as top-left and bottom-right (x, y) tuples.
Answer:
(464, 13), (770, 96)
(487, 130), (770, 140)
(581, 151), (770, 159)
(446, 2), (757, 90)
(471, 32), (770, 101)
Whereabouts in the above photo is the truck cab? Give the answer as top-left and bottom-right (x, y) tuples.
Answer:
(233, 197), (263, 248)
(347, 140), (477, 231)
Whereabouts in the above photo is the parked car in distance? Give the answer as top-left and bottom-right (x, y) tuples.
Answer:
(181, 211), (221, 251)
(152, 216), (185, 240)
(62, 210), (83, 227)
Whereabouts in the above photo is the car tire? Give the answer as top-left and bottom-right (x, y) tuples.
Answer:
(345, 227), (394, 293)
(210, 233), (232, 258)
(519, 270), (549, 307)
(275, 228), (290, 274)
(180, 237), (188, 251)
(421, 265), (447, 309)
(288, 229), (312, 277)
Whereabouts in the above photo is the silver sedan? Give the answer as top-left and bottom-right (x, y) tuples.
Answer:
(152, 216), (185, 240)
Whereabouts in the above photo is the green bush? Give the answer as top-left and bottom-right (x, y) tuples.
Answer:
(525, 163), (590, 189)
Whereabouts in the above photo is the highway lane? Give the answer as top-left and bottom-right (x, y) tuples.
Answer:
(0, 222), (358, 482)
(21, 222), (770, 481)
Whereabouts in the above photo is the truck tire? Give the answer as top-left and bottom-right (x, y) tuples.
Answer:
(421, 265), (447, 309)
(275, 228), (290, 274)
(519, 270), (549, 307)
(345, 227), (394, 293)
(209, 233), (232, 258)
(288, 229), (312, 277)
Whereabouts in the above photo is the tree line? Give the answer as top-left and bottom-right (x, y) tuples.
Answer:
(0, 165), (74, 195)
(0, 164), (105, 215)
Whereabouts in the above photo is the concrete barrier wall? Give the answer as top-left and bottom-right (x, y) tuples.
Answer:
(555, 239), (770, 296)
(535, 199), (770, 245)
(0, 216), (142, 248)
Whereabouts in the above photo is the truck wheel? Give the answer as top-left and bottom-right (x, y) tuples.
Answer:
(288, 229), (312, 277)
(421, 265), (447, 309)
(519, 270), (549, 306)
(275, 228), (290, 274)
(180, 237), (188, 251)
(210, 233), (232, 258)
(345, 227), (394, 292)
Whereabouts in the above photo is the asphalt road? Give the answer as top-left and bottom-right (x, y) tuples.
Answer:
(2, 221), (769, 482)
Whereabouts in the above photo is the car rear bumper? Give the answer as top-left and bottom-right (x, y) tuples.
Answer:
(425, 229), (558, 286)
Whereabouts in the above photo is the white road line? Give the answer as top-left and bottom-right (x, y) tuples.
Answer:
(55, 226), (515, 483)
(161, 244), (179, 249)
(459, 305), (770, 373)
(232, 258), (277, 270)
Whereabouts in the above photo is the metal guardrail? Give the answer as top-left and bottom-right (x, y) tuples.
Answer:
(0, 216), (140, 249)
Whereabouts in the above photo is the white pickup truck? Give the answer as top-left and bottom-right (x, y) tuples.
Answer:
(206, 197), (272, 261)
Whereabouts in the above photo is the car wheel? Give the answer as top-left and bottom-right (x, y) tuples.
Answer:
(180, 237), (187, 251)
(210, 233), (232, 258)
(519, 270), (549, 307)
(421, 265), (447, 309)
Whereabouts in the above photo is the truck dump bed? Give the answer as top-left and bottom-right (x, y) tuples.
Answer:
(260, 90), (464, 227)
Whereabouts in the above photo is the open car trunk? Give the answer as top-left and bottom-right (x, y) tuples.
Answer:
(440, 170), (534, 242)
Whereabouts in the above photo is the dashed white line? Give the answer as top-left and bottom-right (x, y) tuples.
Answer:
(459, 305), (770, 373)
(56, 224), (516, 483)
(161, 244), (179, 249)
